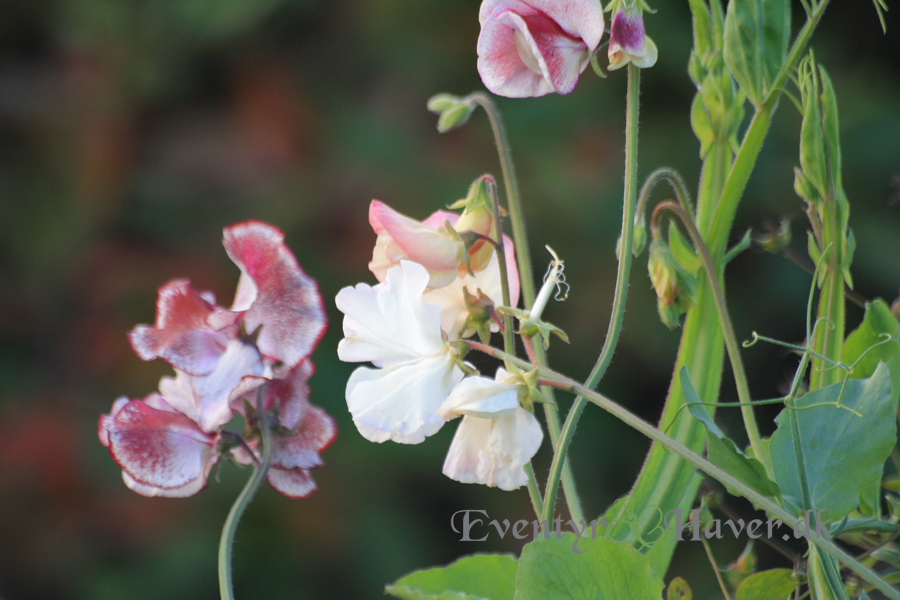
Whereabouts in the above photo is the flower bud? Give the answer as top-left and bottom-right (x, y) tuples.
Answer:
(608, 2), (658, 71)
(648, 241), (680, 308)
(724, 542), (758, 588)
(754, 218), (792, 254)
(427, 93), (476, 133)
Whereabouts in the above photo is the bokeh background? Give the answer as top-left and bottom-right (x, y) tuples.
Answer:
(1, 0), (898, 598)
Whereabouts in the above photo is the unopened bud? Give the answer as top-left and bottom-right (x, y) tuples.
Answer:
(724, 542), (758, 588)
(427, 93), (476, 133)
(755, 218), (792, 253)
(648, 241), (680, 307)
(793, 167), (820, 204)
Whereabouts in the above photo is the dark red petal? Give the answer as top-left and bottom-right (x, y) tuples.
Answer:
(128, 280), (227, 376)
(106, 396), (216, 494)
(223, 221), (327, 368)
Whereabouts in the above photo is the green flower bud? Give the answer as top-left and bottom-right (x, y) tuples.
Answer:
(657, 297), (682, 329)
(793, 167), (820, 204)
(427, 93), (476, 133)
(754, 218), (792, 253)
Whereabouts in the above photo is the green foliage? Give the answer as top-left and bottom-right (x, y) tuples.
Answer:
(385, 554), (517, 600)
(681, 367), (781, 500)
(515, 535), (664, 600)
(734, 568), (795, 600)
(723, 0), (791, 106)
(843, 299), (900, 391)
(769, 363), (897, 521)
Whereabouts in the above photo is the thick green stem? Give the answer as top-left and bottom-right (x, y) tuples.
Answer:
(466, 341), (900, 600)
(652, 201), (769, 476)
(218, 386), (272, 600)
(469, 92), (583, 524)
(542, 65), (641, 524)
(706, 0), (830, 257)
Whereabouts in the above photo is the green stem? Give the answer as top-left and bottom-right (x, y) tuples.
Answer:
(652, 201), (769, 476)
(524, 463), (544, 519)
(218, 385), (273, 600)
(486, 176), (515, 358)
(469, 93), (535, 307)
(634, 167), (695, 249)
(706, 0), (830, 257)
(542, 64), (641, 524)
(466, 341), (900, 600)
(469, 91), (583, 524)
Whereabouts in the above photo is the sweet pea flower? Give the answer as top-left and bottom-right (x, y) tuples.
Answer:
(336, 261), (464, 444)
(99, 394), (219, 498)
(477, 0), (606, 97)
(104, 220), (333, 499)
(438, 368), (543, 490)
(368, 200), (520, 340)
(607, 2), (658, 71)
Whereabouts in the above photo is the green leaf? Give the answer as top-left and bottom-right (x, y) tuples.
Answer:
(386, 554), (517, 600)
(770, 363), (897, 522)
(735, 569), (795, 600)
(667, 576), (693, 600)
(723, 0), (791, 106)
(680, 367), (781, 500)
(843, 299), (900, 382)
(515, 535), (664, 600)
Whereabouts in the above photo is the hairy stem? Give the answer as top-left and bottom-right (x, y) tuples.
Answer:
(542, 64), (641, 524)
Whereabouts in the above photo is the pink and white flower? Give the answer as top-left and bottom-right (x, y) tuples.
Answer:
(439, 368), (543, 490)
(607, 3), (657, 71)
(337, 261), (464, 444)
(477, 0), (606, 97)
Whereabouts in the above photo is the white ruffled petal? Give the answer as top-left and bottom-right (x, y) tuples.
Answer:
(346, 354), (463, 444)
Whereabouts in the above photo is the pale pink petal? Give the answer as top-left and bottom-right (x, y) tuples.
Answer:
(345, 355), (463, 444)
(423, 237), (519, 340)
(128, 279), (229, 376)
(223, 221), (327, 368)
(369, 201), (463, 287)
(102, 395), (217, 496)
(159, 339), (266, 433)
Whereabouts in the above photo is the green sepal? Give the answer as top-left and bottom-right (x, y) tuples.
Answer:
(668, 220), (701, 273)
(724, 228), (752, 265)
(691, 89), (715, 158)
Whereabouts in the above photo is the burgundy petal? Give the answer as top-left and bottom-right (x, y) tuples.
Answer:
(102, 395), (217, 497)
(223, 221), (327, 368)
(128, 279), (229, 376)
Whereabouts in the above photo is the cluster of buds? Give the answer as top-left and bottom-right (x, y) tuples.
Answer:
(336, 177), (545, 490)
(99, 222), (335, 498)
(474, 0), (656, 98)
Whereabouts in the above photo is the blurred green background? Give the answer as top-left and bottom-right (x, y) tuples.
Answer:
(0, 0), (898, 598)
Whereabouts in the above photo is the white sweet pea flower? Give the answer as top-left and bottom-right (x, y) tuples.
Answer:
(336, 261), (464, 444)
(439, 368), (543, 490)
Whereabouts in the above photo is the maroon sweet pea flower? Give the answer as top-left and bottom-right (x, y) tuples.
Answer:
(607, 3), (657, 71)
(103, 220), (333, 499)
(477, 0), (605, 97)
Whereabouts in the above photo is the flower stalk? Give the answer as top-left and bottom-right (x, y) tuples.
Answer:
(218, 384), (272, 600)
